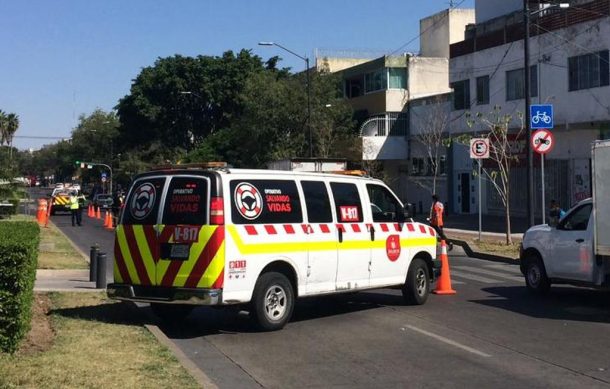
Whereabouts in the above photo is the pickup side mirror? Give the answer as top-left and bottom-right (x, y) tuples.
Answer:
(403, 203), (415, 220)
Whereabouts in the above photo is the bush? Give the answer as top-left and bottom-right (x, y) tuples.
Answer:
(0, 222), (40, 353)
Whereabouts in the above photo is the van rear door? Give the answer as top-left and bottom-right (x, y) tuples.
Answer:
(115, 177), (166, 286)
(156, 176), (225, 289)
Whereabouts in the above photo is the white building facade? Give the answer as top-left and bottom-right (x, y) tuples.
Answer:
(449, 0), (610, 216)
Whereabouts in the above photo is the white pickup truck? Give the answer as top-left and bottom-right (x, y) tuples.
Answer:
(520, 140), (610, 293)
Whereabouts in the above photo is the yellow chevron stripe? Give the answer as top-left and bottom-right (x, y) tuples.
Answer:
(116, 226), (141, 284)
(227, 226), (436, 255)
(197, 241), (225, 288)
(171, 227), (216, 287)
(155, 225), (170, 284)
(132, 225), (156, 285)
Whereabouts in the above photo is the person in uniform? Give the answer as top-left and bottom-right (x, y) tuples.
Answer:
(429, 194), (453, 250)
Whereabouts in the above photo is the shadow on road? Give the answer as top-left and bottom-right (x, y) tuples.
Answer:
(473, 285), (610, 323)
(51, 301), (144, 326)
(160, 289), (409, 339)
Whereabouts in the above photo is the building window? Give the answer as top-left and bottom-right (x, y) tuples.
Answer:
(451, 79), (470, 110)
(365, 69), (387, 93)
(568, 50), (610, 91)
(388, 68), (406, 89)
(345, 77), (363, 98)
(476, 75), (490, 105)
(506, 65), (538, 101)
(411, 158), (425, 175)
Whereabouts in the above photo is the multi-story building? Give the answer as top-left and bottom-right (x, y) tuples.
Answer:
(449, 0), (610, 216)
(316, 8), (475, 212)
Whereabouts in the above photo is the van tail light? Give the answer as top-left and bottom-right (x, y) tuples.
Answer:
(210, 197), (224, 225)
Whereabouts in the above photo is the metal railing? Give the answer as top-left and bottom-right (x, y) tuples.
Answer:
(359, 113), (409, 137)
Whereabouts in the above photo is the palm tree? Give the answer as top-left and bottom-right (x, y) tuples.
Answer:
(0, 110), (7, 146)
(6, 113), (19, 147)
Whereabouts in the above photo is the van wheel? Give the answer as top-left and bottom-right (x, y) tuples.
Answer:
(402, 258), (430, 305)
(150, 303), (193, 322)
(524, 254), (550, 294)
(250, 272), (294, 331)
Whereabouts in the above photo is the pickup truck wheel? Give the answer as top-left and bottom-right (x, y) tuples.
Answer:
(524, 254), (551, 294)
(250, 272), (294, 331)
(150, 303), (193, 322)
(402, 258), (430, 305)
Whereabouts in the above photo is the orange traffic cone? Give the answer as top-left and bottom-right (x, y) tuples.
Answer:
(96, 206), (101, 219)
(88, 204), (93, 218)
(106, 212), (114, 230)
(103, 211), (110, 228)
(433, 240), (456, 295)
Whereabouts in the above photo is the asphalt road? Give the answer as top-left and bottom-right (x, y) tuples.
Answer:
(53, 213), (610, 389)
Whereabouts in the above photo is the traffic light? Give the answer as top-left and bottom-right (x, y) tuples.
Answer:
(75, 160), (80, 165)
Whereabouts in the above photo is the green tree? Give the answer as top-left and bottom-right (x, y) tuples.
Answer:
(116, 50), (267, 154)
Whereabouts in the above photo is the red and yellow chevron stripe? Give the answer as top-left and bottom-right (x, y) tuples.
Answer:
(53, 195), (70, 206)
(114, 224), (225, 289)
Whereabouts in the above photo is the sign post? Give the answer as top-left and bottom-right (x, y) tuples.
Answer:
(470, 138), (490, 241)
(531, 129), (555, 225)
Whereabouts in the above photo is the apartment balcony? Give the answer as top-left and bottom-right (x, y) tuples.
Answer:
(360, 113), (409, 160)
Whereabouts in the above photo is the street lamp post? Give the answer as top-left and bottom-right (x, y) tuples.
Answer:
(523, 1), (569, 227)
(258, 41), (312, 158)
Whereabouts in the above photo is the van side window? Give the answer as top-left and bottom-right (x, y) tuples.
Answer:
(230, 180), (303, 224)
(301, 180), (332, 223)
(366, 184), (403, 222)
(330, 182), (363, 223)
(122, 177), (166, 225)
(162, 177), (209, 225)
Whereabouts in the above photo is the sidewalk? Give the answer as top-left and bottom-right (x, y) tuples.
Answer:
(34, 269), (98, 292)
(412, 212), (542, 235)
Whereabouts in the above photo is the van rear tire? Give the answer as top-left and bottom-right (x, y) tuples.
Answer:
(524, 254), (551, 294)
(250, 272), (294, 331)
(402, 258), (430, 305)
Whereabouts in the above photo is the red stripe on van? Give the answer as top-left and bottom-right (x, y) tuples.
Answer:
(336, 224), (345, 232)
(143, 225), (159, 263)
(212, 269), (224, 289)
(245, 225), (257, 235)
(320, 224), (330, 233)
(123, 225), (152, 285)
(351, 224), (361, 233)
(380, 224), (389, 232)
(184, 227), (225, 288)
(429, 226), (436, 236)
(407, 223), (415, 232)
(161, 260), (182, 287)
(301, 224), (310, 234)
(419, 225), (427, 234)
(284, 225), (295, 234)
(394, 223), (401, 231)
(265, 225), (277, 235)
(113, 233), (131, 284)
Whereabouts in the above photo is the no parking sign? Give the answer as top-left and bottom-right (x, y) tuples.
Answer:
(470, 138), (490, 159)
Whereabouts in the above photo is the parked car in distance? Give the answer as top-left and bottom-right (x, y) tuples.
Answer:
(93, 194), (113, 210)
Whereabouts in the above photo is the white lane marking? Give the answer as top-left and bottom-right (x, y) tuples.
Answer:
(454, 266), (522, 281)
(450, 270), (501, 284)
(449, 279), (465, 285)
(404, 325), (491, 358)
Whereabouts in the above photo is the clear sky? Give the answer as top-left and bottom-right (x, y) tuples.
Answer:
(1, 0), (474, 150)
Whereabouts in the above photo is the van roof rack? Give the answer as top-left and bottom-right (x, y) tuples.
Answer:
(326, 170), (369, 177)
(152, 162), (228, 170)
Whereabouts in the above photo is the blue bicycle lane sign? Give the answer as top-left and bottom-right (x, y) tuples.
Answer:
(530, 104), (553, 129)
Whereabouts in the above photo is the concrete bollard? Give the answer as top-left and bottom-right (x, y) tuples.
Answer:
(96, 252), (107, 289)
(89, 245), (99, 282)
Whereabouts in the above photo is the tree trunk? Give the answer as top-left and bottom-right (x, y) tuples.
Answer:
(505, 202), (512, 245)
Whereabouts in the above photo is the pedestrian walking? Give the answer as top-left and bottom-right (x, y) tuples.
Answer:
(429, 194), (453, 251)
(549, 199), (566, 227)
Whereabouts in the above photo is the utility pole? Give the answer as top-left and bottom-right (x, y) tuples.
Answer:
(524, 0), (535, 227)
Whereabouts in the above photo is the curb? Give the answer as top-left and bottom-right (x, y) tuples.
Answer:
(46, 219), (91, 263)
(136, 305), (218, 389)
(449, 239), (518, 264)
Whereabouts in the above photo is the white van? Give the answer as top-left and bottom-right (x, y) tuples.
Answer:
(108, 165), (440, 330)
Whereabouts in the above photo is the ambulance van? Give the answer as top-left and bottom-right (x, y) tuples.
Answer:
(107, 164), (440, 330)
